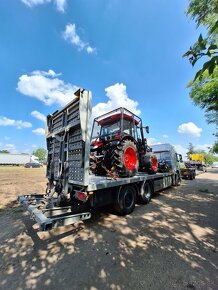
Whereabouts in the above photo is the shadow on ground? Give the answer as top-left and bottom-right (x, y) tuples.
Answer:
(0, 170), (217, 290)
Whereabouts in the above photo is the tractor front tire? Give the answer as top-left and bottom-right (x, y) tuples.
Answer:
(112, 140), (139, 177)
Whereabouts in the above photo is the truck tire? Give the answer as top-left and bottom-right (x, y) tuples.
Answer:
(114, 185), (136, 215)
(137, 181), (153, 204)
(112, 140), (139, 177)
(172, 173), (181, 186)
(176, 173), (181, 186)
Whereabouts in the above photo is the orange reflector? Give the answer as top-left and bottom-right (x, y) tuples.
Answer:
(89, 191), (94, 195)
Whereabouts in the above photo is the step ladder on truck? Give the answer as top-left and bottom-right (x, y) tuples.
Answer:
(18, 88), (181, 231)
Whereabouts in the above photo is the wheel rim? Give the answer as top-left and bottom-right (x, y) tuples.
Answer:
(124, 191), (134, 208)
(124, 147), (137, 170)
(144, 183), (151, 199)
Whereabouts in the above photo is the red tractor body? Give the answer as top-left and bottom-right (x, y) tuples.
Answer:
(90, 107), (157, 177)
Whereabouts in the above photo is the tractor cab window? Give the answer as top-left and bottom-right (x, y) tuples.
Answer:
(92, 120), (101, 139)
(136, 126), (142, 143)
(100, 121), (120, 137)
(123, 119), (134, 137)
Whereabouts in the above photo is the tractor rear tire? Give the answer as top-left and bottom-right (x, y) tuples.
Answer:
(112, 140), (139, 177)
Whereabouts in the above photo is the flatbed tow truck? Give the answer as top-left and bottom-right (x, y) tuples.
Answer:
(18, 89), (181, 231)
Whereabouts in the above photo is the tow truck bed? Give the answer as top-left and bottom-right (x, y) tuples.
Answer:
(18, 172), (174, 231)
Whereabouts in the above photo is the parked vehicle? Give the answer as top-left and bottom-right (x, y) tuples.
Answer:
(187, 154), (207, 172)
(179, 157), (196, 180)
(151, 143), (196, 180)
(24, 162), (42, 168)
(151, 143), (182, 184)
(0, 153), (39, 166)
(18, 89), (183, 231)
(211, 162), (218, 168)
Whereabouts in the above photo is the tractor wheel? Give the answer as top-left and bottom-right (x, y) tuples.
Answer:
(112, 140), (139, 177)
(144, 153), (158, 175)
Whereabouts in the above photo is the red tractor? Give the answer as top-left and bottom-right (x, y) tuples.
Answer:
(90, 107), (158, 177)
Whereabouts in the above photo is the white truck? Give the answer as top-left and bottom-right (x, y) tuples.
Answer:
(152, 143), (196, 180)
(18, 89), (181, 231)
(0, 153), (39, 166)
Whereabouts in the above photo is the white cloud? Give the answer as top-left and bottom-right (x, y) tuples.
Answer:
(162, 134), (168, 138)
(21, 0), (66, 12)
(195, 144), (212, 152)
(87, 46), (95, 54)
(177, 122), (202, 137)
(147, 138), (162, 146)
(31, 110), (46, 122)
(32, 69), (61, 78)
(32, 144), (37, 148)
(0, 143), (17, 153)
(17, 70), (78, 106)
(0, 116), (32, 129)
(54, 0), (66, 12)
(92, 83), (140, 119)
(147, 138), (156, 146)
(63, 23), (96, 54)
(173, 144), (188, 159)
(32, 128), (45, 135)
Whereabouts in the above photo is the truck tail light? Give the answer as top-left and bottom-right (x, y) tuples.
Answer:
(75, 191), (88, 202)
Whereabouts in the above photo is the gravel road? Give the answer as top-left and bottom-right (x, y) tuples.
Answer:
(0, 168), (217, 290)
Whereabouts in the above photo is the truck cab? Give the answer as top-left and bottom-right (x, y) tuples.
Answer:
(151, 143), (181, 185)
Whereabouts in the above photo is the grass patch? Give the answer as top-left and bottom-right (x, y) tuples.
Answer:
(199, 188), (210, 193)
(199, 188), (214, 194)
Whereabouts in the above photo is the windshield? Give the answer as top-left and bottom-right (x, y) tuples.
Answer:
(91, 120), (121, 139)
(100, 121), (120, 137)
(155, 151), (171, 162)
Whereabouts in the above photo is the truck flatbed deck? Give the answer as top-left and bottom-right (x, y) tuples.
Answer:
(88, 172), (173, 191)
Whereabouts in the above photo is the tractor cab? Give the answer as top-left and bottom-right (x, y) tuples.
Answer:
(91, 107), (145, 145)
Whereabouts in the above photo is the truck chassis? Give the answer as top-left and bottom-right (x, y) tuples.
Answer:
(18, 172), (177, 231)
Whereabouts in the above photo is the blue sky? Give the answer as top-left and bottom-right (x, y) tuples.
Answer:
(0, 0), (216, 158)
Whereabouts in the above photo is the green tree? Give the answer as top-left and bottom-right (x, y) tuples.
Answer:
(188, 67), (218, 125)
(0, 150), (10, 153)
(195, 149), (218, 165)
(32, 148), (47, 161)
(183, 0), (218, 79)
(186, 142), (195, 157)
(184, 0), (218, 151)
(212, 140), (218, 153)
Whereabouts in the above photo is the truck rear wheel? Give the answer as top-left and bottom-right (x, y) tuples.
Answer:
(175, 173), (181, 186)
(172, 173), (181, 186)
(114, 185), (136, 215)
(137, 181), (153, 204)
(112, 140), (139, 177)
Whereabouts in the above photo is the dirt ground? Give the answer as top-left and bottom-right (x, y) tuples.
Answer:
(0, 167), (217, 290)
